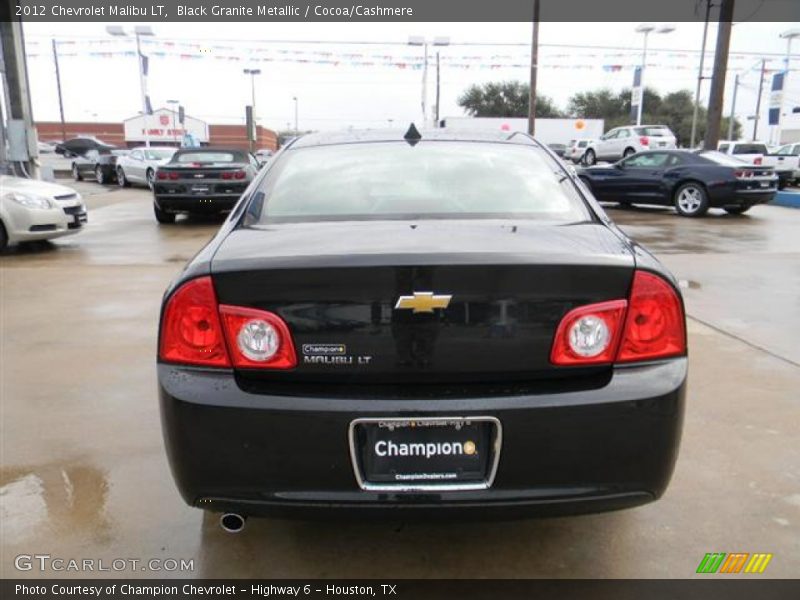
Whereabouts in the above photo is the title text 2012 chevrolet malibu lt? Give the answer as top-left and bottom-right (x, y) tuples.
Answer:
(158, 130), (686, 525)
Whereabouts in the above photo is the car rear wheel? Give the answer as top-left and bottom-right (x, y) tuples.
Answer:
(583, 149), (596, 166)
(0, 220), (8, 252)
(154, 203), (176, 224)
(724, 205), (752, 215)
(117, 167), (130, 187)
(674, 182), (709, 217)
(623, 147), (636, 158)
(72, 164), (82, 181)
(146, 169), (155, 190)
(95, 166), (107, 185)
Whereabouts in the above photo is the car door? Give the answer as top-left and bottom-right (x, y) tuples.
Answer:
(613, 152), (672, 202)
(128, 150), (145, 182)
(596, 130), (618, 160)
(78, 150), (98, 175)
(614, 128), (633, 159)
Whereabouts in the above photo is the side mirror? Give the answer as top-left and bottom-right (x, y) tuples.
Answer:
(614, 162), (624, 169)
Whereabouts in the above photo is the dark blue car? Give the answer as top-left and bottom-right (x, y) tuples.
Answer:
(578, 150), (778, 217)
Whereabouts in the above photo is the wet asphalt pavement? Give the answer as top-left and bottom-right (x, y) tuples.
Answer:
(1, 183), (798, 578)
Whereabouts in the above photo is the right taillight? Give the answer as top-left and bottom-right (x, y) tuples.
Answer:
(617, 271), (686, 362)
(550, 270), (686, 366)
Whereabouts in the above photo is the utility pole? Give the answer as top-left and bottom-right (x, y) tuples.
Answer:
(703, 0), (734, 150)
(727, 74), (739, 140)
(527, 0), (540, 136)
(690, 0), (713, 148)
(434, 51), (441, 126)
(52, 39), (66, 142)
(753, 59), (766, 140)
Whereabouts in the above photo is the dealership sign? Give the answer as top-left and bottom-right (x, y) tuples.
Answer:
(123, 108), (208, 143)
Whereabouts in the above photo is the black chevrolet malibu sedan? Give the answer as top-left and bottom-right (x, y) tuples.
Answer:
(158, 129), (686, 530)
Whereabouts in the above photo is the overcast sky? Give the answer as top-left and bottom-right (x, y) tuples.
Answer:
(21, 21), (800, 139)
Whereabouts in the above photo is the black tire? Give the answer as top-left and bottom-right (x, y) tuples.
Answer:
(0, 220), (8, 252)
(154, 203), (176, 224)
(146, 169), (155, 190)
(72, 164), (83, 181)
(117, 167), (130, 187)
(95, 166), (107, 185)
(623, 147), (636, 158)
(673, 182), (709, 217)
(724, 205), (752, 215)
(583, 149), (596, 166)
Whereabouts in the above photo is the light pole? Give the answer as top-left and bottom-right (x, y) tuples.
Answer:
(107, 25), (155, 147)
(408, 36), (450, 127)
(777, 29), (800, 144)
(243, 68), (261, 151)
(634, 24), (675, 126)
(167, 99), (179, 146)
(51, 39), (66, 143)
(690, 1), (713, 148)
(292, 96), (298, 135)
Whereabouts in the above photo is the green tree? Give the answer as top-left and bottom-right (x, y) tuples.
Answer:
(457, 81), (562, 118)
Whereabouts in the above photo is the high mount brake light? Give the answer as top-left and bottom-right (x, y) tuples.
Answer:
(159, 277), (297, 369)
(550, 271), (686, 366)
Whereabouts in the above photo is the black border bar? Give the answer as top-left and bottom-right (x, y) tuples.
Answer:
(7, 0), (800, 23)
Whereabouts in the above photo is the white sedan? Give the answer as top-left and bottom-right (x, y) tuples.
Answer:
(0, 175), (87, 250)
(115, 146), (176, 189)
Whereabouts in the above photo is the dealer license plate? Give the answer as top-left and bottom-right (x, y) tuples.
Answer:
(349, 416), (501, 491)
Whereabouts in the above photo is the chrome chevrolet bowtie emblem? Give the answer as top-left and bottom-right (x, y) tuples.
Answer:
(394, 292), (452, 314)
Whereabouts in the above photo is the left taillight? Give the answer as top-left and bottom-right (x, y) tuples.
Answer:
(159, 277), (297, 370)
(159, 276), (230, 367)
(640, 136), (650, 146)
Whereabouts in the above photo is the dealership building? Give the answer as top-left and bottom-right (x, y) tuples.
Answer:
(35, 108), (278, 151)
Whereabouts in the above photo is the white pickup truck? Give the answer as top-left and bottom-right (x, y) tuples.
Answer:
(762, 143), (800, 189)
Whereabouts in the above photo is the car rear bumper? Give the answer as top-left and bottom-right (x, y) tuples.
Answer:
(154, 195), (239, 214)
(159, 358), (687, 519)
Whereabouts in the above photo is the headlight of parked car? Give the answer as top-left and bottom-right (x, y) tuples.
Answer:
(4, 192), (55, 209)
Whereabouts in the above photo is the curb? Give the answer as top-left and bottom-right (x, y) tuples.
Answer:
(770, 191), (800, 208)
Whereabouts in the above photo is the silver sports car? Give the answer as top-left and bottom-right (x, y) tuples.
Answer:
(115, 146), (176, 189)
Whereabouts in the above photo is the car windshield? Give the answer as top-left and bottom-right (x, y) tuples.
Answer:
(175, 152), (241, 163)
(635, 127), (671, 136)
(251, 141), (590, 224)
(732, 144), (768, 155)
(145, 148), (175, 160)
(697, 151), (749, 166)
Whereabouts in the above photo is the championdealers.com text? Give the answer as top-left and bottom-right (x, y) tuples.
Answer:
(17, 4), (416, 19)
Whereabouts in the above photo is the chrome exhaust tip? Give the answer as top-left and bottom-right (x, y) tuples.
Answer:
(220, 513), (247, 533)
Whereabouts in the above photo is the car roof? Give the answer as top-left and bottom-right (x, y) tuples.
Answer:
(288, 128), (539, 150)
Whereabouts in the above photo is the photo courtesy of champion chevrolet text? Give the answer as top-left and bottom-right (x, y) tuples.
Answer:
(1, 1), (799, 599)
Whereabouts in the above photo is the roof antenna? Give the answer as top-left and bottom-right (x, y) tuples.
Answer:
(404, 123), (422, 146)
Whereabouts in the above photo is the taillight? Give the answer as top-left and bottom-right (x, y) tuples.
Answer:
(219, 306), (297, 369)
(550, 271), (685, 366)
(234, 170), (246, 180)
(159, 278), (297, 370)
(157, 171), (168, 180)
(617, 271), (685, 362)
(221, 171), (233, 180)
(640, 136), (649, 146)
(159, 277), (230, 367)
(550, 300), (627, 365)
(169, 172), (180, 180)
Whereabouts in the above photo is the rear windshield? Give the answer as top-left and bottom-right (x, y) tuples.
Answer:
(577, 141), (589, 147)
(250, 141), (590, 224)
(697, 151), (748, 166)
(732, 144), (767, 155)
(634, 127), (671, 136)
(175, 152), (242, 163)
(145, 148), (175, 160)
